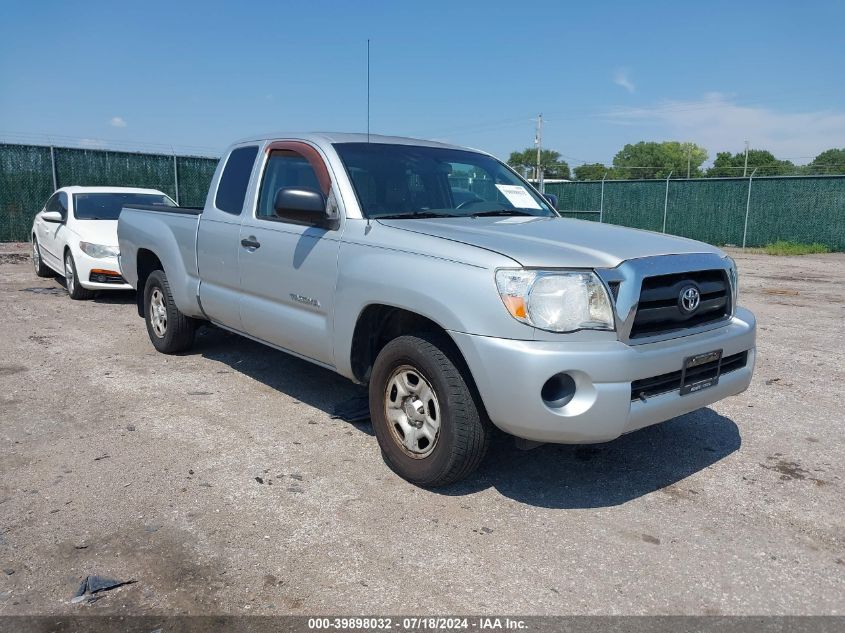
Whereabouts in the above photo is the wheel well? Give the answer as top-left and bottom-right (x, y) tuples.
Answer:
(135, 249), (163, 317)
(350, 305), (462, 383)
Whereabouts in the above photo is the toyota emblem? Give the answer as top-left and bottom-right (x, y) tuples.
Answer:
(679, 285), (701, 313)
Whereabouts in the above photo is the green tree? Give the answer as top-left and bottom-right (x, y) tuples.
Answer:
(806, 148), (845, 175)
(573, 163), (609, 181)
(612, 141), (708, 179)
(507, 148), (570, 180)
(706, 149), (795, 177)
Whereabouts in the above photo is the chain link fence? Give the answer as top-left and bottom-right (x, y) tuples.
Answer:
(0, 143), (218, 241)
(3, 143), (844, 250)
(545, 175), (845, 251)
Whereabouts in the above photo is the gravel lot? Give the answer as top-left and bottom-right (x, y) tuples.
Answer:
(0, 242), (843, 615)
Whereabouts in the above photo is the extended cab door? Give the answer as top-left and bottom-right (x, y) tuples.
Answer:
(237, 143), (341, 367)
(196, 145), (259, 330)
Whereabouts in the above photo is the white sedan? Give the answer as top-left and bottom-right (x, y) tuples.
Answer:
(31, 186), (176, 299)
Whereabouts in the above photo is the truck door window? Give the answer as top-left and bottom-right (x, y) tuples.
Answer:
(257, 151), (322, 219)
(215, 145), (259, 214)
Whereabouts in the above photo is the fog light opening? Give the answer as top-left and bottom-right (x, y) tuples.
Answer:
(541, 372), (577, 409)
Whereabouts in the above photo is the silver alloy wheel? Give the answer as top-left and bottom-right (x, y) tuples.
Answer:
(32, 241), (40, 272)
(149, 288), (167, 338)
(64, 253), (75, 294)
(384, 365), (441, 458)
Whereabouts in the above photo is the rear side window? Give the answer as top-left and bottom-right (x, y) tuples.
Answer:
(215, 146), (259, 214)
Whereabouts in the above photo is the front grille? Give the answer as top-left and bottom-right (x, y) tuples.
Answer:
(630, 269), (731, 338)
(630, 350), (748, 401)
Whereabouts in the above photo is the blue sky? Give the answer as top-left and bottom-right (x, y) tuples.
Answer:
(1, 0), (843, 164)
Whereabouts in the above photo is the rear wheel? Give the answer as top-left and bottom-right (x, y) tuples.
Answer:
(143, 269), (195, 354)
(369, 333), (490, 487)
(32, 238), (53, 278)
(64, 251), (95, 300)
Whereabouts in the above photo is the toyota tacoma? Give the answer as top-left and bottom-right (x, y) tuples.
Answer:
(117, 133), (756, 486)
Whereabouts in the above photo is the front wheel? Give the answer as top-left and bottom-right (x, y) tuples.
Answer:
(143, 269), (195, 354)
(32, 238), (53, 278)
(369, 333), (491, 487)
(64, 251), (95, 300)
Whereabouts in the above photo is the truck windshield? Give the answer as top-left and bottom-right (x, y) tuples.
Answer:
(73, 193), (175, 220)
(333, 142), (557, 219)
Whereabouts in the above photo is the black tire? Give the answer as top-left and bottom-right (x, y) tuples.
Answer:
(64, 250), (95, 300)
(143, 269), (195, 354)
(31, 237), (53, 278)
(369, 333), (491, 487)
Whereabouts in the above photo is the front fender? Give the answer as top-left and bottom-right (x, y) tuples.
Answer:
(332, 239), (533, 380)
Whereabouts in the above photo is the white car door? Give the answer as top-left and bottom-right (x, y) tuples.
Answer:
(35, 191), (68, 270)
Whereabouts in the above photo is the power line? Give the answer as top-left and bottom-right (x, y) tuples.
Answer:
(0, 131), (221, 157)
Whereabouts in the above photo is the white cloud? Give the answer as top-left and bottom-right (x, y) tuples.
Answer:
(109, 116), (127, 128)
(613, 68), (635, 94)
(602, 93), (845, 162)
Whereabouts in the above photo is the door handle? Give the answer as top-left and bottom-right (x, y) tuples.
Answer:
(240, 237), (261, 250)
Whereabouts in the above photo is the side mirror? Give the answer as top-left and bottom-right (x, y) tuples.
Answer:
(544, 193), (558, 210)
(273, 187), (330, 226)
(42, 211), (63, 223)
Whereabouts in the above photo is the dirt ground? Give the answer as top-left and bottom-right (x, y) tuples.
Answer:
(0, 243), (843, 616)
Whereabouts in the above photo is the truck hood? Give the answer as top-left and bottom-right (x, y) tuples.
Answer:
(377, 216), (723, 269)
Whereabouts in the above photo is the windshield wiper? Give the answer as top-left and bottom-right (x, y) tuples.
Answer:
(469, 209), (537, 218)
(375, 211), (460, 220)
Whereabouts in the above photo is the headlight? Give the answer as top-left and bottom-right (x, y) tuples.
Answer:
(726, 256), (739, 308)
(79, 242), (119, 259)
(495, 269), (615, 332)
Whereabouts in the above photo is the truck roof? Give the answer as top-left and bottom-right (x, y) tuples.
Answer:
(232, 132), (471, 152)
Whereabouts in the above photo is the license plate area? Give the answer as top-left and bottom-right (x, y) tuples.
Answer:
(680, 349), (722, 395)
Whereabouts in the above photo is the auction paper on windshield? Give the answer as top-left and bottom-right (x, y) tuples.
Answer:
(494, 184), (542, 210)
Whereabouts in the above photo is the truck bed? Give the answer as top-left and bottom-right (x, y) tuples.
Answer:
(123, 203), (203, 215)
(117, 204), (204, 319)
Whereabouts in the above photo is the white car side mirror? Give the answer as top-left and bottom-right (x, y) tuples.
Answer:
(42, 211), (63, 223)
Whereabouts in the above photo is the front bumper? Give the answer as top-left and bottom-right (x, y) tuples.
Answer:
(449, 307), (756, 443)
(74, 250), (133, 291)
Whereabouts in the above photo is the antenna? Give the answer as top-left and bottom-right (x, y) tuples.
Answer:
(367, 39), (370, 142)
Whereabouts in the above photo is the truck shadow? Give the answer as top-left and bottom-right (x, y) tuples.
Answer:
(439, 408), (741, 509)
(189, 326), (740, 507)
(192, 325), (374, 435)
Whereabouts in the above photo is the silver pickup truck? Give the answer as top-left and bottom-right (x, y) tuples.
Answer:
(117, 133), (756, 486)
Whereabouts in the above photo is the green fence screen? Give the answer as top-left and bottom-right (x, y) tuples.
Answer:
(2, 143), (844, 249)
(546, 175), (845, 251)
(0, 145), (55, 243)
(0, 143), (218, 241)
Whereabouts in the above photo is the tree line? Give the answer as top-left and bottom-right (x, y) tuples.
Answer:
(507, 144), (845, 181)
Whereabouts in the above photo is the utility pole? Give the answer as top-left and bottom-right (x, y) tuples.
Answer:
(686, 143), (691, 179)
(535, 113), (543, 193)
(743, 140), (749, 177)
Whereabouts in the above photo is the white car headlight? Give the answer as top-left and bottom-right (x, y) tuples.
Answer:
(79, 241), (119, 259)
(495, 269), (615, 332)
